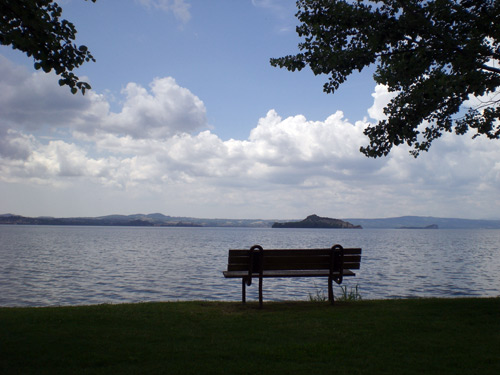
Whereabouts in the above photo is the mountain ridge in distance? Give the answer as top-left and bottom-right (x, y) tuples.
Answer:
(0, 213), (499, 229)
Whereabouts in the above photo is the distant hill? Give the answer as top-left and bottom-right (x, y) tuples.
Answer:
(346, 216), (500, 229)
(398, 224), (439, 230)
(1, 213), (499, 229)
(272, 214), (362, 229)
(0, 213), (274, 228)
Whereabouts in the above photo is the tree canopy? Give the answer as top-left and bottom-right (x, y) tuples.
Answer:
(271, 0), (500, 157)
(0, 0), (96, 94)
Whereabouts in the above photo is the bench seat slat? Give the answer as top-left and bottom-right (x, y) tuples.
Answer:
(226, 262), (360, 272)
(223, 269), (356, 278)
(242, 255), (362, 264)
(228, 248), (361, 256)
(227, 254), (361, 264)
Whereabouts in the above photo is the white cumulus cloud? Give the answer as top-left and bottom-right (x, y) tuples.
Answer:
(99, 77), (207, 139)
(367, 84), (398, 122)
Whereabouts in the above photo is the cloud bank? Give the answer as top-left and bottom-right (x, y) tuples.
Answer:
(0, 55), (499, 219)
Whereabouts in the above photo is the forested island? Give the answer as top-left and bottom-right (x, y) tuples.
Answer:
(272, 215), (362, 229)
(398, 224), (438, 229)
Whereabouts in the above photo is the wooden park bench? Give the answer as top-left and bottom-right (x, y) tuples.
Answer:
(223, 244), (361, 307)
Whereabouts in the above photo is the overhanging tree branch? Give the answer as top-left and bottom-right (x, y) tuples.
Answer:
(481, 64), (500, 75)
(271, 0), (500, 157)
(0, 0), (97, 94)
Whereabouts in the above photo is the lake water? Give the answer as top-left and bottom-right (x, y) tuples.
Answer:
(1, 225), (499, 307)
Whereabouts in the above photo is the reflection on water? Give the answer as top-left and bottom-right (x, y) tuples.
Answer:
(0, 226), (499, 306)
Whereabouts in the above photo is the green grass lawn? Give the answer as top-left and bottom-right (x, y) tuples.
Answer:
(1, 298), (499, 374)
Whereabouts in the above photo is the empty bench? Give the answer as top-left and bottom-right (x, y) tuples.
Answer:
(223, 244), (361, 307)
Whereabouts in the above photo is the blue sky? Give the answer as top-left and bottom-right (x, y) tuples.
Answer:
(1, 0), (499, 220)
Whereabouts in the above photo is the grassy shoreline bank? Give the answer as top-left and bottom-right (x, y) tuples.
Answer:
(1, 298), (499, 374)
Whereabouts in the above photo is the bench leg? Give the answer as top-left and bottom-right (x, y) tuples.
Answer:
(258, 277), (263, 309)
(242, 278), (246, 304)
(328, 277), (335, 305)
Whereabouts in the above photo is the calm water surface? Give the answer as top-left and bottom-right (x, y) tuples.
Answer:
(0, 225), (499, 306)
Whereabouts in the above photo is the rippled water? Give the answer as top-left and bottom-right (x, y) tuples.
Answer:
(0, 225), (499, 306)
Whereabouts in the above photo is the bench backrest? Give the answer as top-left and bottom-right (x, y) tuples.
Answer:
(227, 246), (362, 273)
